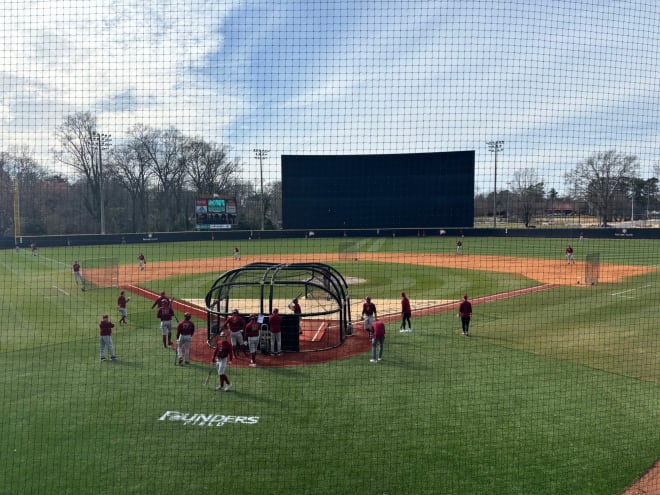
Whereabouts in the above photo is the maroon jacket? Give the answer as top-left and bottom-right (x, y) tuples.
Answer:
(99, 319), (114, 336)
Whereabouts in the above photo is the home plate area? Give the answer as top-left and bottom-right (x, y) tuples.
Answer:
(176, 296), (448, 368)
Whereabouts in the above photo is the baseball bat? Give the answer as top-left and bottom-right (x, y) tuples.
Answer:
(203, 367), (213, 385)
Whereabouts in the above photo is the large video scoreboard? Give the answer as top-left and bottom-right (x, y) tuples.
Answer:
(195, 198), (237, 230)
(281, 151), (474, 229)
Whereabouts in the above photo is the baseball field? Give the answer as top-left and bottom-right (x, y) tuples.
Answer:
(2, 235), (660, 494)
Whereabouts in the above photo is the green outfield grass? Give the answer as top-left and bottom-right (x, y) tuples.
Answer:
(1, 236), (659, 494)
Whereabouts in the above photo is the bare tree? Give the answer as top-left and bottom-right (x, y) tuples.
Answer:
(565, 150), (639, 226)
(181, 137), (240, 196)
(511, 168), (545, 227)
(108, 140), (153, 232)
(265, 180), (282, 229)
(53, 112), (103, 231)
(0, 153), (14, 236)
(129, 124), (187, 231)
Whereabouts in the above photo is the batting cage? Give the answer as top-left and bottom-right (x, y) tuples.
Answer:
(205, 262), (353, 353)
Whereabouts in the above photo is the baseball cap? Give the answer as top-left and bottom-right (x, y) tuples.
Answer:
(232, 308), (239, 313)
(184, 312), (192, 319)
(463, 294), (468, 299)
(102, 314), (109, 319)
(273, 308), (279, 314)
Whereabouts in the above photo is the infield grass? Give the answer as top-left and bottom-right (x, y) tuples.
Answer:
(2, 236), (660, 494)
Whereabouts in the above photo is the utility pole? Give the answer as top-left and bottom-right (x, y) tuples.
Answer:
(487, 140), (504, 228)
(13, 180), (20, 245)
(88, 132), (112, 234)
(253, 149), (269, 231)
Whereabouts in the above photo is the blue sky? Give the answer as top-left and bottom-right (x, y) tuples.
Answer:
(1, 0), (659, 194)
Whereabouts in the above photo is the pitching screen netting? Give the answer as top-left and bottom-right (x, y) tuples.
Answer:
(584, 252), (601, 285)
(3, 2), (660, 495)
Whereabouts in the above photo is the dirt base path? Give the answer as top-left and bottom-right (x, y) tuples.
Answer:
(118, 252), (653, 286)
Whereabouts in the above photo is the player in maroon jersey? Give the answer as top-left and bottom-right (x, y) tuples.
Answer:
(269, 308), (283, 355)
(458, 294), (472, 337)
(245, 314), (261, 367)
(157, 301), (175, 347)
(289, 298), (302, 334)
(370, 319), (386, 363)
(212, 333), (233, 391)
(117, 290), (130, 325)
(400, 291), (412, 333)
(99, 315), (117, 361)
(72, 261), (85, 289)
(224, 308), (246, 358)
(151, 291), (171, 309)
(361, 296), (377, 337)
(566, 245), (575, 264)
(138, 252), (146, 270)
(176, 313), (195, 365)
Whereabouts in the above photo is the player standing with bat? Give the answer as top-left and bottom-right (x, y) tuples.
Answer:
(211, 332), (233, 391)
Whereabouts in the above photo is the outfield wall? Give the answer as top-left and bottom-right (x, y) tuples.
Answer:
(2, 227), (659, 249)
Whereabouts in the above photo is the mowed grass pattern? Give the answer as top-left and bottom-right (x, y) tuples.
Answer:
(1, 236), (660, 494)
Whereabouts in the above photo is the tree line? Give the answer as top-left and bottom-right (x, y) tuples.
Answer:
(476, 151), (659, 227)
(1, 113), (658, 236)
(0, 112), (283, 236)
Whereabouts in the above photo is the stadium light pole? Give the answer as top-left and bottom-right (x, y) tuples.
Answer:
(487, 140), (504, 228)
(254, 149), (269, 231)
(88, 132), (112, 235)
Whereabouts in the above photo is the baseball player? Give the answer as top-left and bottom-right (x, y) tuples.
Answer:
(117, 291), (130, 325)
(370, 319), (386, 363)
(72, 261), (85, 289)
(289, 298), (302, 334)
(400, 291), (412, 332)
(458, 294), (472, 337)
(99, 314), (117, 361)
(456, 239), (463, 254)
(245, 314), (261, 367)
(566, 245), (575, 264)
(176, 313), (195, 365)
(138, 252), (146, 270)
(361, 296), (377, 337)
(157, 301), (175, 347)
(151, 291), (171, 309)
(212, 333), (233, 391)
(224, 308), (246, 359)
(269, 308), (283, 355)
(233, 246), (241, 260)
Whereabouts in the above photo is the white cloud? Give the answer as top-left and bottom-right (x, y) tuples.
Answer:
(0, 0), (659, 191)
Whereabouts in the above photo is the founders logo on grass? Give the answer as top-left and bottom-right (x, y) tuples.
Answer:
(159, 411), (259, 427)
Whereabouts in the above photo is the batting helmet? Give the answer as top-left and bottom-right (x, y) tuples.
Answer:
(184, 312), (192, 319)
